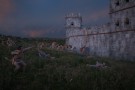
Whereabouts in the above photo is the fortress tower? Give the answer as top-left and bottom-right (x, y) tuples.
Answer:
(65, 13), (82, 29)
(65, 13), (82, 44)
(65, 0), (135, 60)
(110, 0), (135, 31)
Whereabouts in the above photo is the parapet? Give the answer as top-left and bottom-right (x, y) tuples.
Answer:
(65, 13), (82, 18)
(66, 23), (111, 38)
(86, 23), (111, 34)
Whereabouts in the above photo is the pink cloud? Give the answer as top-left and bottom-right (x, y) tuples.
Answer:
(21, 26), (63, 38)
(28, 31), (43, 37)
(0, 0), (14, 23)
(24, 31), (44, 37)
(23, 29), (49, 37)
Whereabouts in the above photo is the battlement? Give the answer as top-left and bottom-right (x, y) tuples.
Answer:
(65, 0), (135, 61)
(87, 23), (111, 34)
(65, 13), (81, 18)
(66, 23), (111, 38)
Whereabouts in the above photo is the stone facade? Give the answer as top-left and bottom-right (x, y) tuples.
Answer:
(66, 0), (135, 61)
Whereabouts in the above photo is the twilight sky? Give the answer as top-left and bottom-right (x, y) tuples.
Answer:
(0, 0), (110, 38)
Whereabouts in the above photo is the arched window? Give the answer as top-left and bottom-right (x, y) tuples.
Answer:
(115, 1), (120, 6)
(124, 18), (130, 25)
(71, 22), (74, 26)
(125, 0), (129, 3)
(115, 20), (120, 26)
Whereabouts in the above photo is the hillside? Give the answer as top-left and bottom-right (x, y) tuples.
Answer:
(0, 36), (135, 90)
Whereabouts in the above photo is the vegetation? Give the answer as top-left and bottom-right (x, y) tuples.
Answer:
(0, 36), (135, 90)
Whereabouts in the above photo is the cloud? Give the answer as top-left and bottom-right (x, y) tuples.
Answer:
(0, 0), (14, 23)
(21, 26), (65, 38)
(0, 0), (109, 38)
(23, 29), (47, 37)
(28, 31), (43, 37)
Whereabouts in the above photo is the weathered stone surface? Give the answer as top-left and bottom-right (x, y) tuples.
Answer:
(66, 0), (135, 61)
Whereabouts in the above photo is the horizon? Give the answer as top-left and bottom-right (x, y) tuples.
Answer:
(0, 0), (110, 38)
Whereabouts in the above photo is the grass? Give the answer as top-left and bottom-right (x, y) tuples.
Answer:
(0, 37), (135, 90)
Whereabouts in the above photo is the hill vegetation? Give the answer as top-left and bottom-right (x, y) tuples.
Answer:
(0, 35), (135, 90)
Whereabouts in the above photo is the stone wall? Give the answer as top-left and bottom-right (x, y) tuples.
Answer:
(109, 30), (135, 60)
(66, 24), (135, 61)
(66, 0), (135, 61)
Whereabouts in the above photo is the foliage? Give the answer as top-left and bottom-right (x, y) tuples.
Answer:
(0, 36), (135, 90)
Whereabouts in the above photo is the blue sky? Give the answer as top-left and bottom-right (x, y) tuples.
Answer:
(0, 0), (110, 38)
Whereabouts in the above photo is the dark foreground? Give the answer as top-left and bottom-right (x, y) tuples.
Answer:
(0, 38), (135, 90)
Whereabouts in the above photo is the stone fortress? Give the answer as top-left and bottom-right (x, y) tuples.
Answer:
(65, 0), (135, 61)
